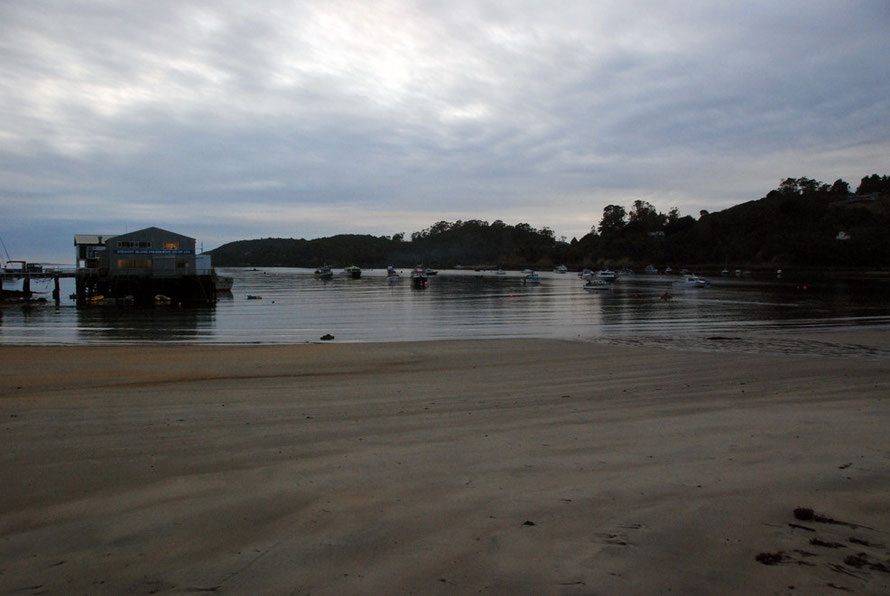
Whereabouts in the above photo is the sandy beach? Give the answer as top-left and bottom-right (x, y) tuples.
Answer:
(1, 335), (888, 595)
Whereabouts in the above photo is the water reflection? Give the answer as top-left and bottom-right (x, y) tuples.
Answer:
(75, 305), (216, 343)
(1, 268), (887, 351)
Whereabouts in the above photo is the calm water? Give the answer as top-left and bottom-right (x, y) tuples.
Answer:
(2, 268), (889, 357)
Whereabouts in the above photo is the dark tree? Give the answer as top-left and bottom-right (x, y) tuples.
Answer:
(598, 204), (627, 234)
(856, 174), (890, 195)
(829, 179), (850, 195)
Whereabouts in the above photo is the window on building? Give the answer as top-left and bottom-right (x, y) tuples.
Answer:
(117, 259), (152, 269)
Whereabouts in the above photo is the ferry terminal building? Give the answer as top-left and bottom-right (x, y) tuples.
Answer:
(74, 227), (216, 305)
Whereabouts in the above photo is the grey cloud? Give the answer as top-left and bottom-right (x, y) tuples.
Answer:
(1, 1), (889, 261)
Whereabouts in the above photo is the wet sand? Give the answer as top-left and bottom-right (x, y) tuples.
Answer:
(1, 335), (889, 595)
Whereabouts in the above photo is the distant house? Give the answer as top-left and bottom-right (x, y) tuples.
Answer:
(847, 193), (879, 203)
(74, 233), (117, 270)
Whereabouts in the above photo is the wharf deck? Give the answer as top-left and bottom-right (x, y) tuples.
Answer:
(1, 268), (76, 303)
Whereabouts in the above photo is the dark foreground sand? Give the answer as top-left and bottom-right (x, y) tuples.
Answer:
(1, 335), (888, 595)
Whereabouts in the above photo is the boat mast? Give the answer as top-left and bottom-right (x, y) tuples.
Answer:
(0, 234), (11, 267)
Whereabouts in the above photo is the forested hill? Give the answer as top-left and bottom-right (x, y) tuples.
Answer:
(207, 174), (890, 269)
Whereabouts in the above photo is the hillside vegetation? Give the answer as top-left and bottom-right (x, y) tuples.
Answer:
(208, 174), (890, 270)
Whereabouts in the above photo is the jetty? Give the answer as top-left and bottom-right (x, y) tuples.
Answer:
(0, 262), (74, 303)
(3, 227), (222, 306)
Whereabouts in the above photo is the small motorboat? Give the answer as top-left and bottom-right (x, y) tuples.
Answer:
(314, 264), (333, 280)
(522, 271), (541, 285)
(343, 265), (362, 279)
(583, 279), (611, 292)
(554, 264), (568, 274)
(597, 269), (617, 282)
(212, 271), (233, 293)
(411, 265), (428, 288)
(386, 266), (400, 282)
(676, 275), (710, 288)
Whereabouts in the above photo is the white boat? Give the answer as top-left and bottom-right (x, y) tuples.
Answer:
(411, 265), (428, 288)
(554, 264), (568, 274)
(644, 264), (658, 274)
(578, 268), (595, 280)
(583, 279), (611, 292)
(522, 271), (541, 285)
(675, 275), (710, 288)
(314, 264), (333, 280)
(214, 275), (233, 293)
(211, 270), (233, 293)
(386, 265), (400, 282)
(597, 269), (617, 282)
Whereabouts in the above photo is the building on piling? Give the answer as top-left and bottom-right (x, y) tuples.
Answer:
(74, 227), (217, 306)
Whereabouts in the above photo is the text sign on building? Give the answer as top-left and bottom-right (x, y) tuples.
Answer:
(114, 250), (194, 255)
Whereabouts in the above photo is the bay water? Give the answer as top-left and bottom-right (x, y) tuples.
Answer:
(2, 268), (888, 358)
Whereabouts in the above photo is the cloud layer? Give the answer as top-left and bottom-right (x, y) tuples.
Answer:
(2, 0), (888, 261)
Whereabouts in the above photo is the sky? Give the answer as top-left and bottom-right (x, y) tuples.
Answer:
(2, 0), (888, 263)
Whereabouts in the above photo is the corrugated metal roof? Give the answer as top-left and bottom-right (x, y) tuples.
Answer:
(74, 234), (117, 245)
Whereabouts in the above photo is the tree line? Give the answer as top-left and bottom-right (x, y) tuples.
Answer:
(207, 174), (890, 269)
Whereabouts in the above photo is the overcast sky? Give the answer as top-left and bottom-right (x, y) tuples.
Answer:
(2, 0), (888, 262)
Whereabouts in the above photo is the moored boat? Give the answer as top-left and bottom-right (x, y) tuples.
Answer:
(522, 271), (541, 285)
(597, 269), (617, 282)
(386, 265), (400, 282)
(343, 265), (362, 279)
(675, 275), (710, 288)
(314, 264), (333, 280)
(583, 279), (611, 292)
(212, 271), (233, 293)
(411, 265), (428, 288)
